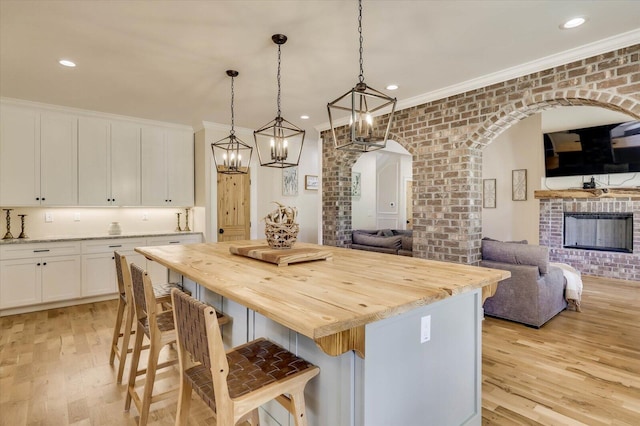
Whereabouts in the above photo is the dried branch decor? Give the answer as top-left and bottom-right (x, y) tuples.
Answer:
(264, 202), (299, 249)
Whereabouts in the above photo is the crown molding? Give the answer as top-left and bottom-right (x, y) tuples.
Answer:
(0, 97), (193, 131)
(315, 29), (640, 133)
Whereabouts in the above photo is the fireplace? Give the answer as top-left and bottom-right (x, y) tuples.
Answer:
(537, 190), (640, 281)
(564, 212), (633, 253)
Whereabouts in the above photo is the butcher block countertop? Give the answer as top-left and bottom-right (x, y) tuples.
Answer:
(136, 240), (510, 357)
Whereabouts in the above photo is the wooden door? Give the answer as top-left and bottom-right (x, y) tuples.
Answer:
(217, 172), (250, 242)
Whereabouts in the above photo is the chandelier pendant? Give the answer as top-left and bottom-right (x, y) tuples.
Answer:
(254, 34), (305, 168)
(327, 0), (397, 152)
(211, 70), (253, 174)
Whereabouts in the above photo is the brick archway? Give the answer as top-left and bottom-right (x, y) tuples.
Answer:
(322, 45), (640, 264)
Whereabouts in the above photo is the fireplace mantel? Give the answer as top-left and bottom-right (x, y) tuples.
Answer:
(535, 188), (640, 200)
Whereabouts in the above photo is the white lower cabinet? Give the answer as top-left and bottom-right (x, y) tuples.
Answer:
(0, 234), (201, 314)
(81, 238), (147, 297)
(0, 242), (81, 309)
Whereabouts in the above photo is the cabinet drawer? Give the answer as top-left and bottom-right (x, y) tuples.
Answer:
(81, 238), (147, 254)
(146, 234), (202, 246)
(0, 241), (81, 260)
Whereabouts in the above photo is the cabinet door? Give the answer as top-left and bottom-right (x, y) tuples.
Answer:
(111, 121), (141, 206)
(167, 128), (194, 206)
(81, 253), (117, 297)
(41, 255), (81, 302)
(40, 112), (78, 205)
(78, 117), (111, 205)
(0, 259), (40, 309)
(141, 126), (167, 206)
(0, 105), (40, 206)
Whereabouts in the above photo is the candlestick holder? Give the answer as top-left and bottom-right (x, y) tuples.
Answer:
(176, 212), (182, 232)
(18, 214), (28, 239)
(184, 208), (191, 232)
(3, 209), (14, 240)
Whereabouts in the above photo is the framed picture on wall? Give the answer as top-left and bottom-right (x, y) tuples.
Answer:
(352, 172), (362, 197)
(512, 169), (527, 201)
(304, 175), (318, 190)
(483, 178), (496, 208)
(282, 167), (298, 196)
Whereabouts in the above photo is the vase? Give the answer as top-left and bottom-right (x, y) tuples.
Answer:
(108, 222), (122, 235)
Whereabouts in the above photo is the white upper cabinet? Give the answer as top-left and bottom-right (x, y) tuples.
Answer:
(0, 105), (77, 206)
(110, 121), (141, 206)
(1, 101), (193, 207)
(78, 117), (141, 206)
(141, 126), (193, 206)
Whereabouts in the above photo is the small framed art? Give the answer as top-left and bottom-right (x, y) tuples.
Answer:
(512, 169), (527, 201)
(483, 178), (496, 208)
(282, 167), (298, 196)
(305, 175), (318, 190)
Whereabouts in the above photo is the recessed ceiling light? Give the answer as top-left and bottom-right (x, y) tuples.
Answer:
(560, 17), (586, 30)
(59, 59), (76, 67)
(386, 84), (398, 91)
(300, 115), (309, 120)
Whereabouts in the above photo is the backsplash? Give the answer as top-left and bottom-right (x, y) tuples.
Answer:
(0, 207), (201, 239)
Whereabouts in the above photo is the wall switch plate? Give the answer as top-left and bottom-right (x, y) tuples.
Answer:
(421, 315), (431, 343)
(73, 213), (80, 221)
(45, 212), (53, 223)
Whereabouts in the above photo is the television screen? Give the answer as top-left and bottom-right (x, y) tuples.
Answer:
(544, 120), (640, 177)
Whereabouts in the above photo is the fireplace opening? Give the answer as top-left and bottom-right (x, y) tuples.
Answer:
(564, 212), (633, 253)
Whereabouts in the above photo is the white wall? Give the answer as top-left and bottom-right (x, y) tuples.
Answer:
(352, 142), (412, 231)
(352, 154), (377, 229)
(199, 123), (320, 244)
(256, 134), (320, 244)
(482, 115), (543, 244)
(3, 207), (189, 239)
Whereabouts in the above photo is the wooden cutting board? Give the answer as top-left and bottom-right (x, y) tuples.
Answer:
(229, 244), (332, 266)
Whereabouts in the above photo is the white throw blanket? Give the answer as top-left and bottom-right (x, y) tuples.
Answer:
(550, 262), (583, 312)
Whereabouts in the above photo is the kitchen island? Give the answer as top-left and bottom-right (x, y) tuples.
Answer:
(136, 240), (509, 426)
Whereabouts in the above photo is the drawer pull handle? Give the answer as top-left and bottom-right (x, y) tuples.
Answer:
(168, 241), (180, 244)
(109, 245), (122, 248)
(33, 249), (50, 253)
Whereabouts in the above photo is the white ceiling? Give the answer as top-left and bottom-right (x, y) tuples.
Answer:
(1, 1), (639, 133)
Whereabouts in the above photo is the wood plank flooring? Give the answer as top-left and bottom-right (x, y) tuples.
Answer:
(0, 275), (638, 425)
(482, 275), (640, 425)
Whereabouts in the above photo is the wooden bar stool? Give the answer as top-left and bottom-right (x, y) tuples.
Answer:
(109, 251), (187, 383)
(171, 288), (319, 426)
(124, 263), (181, 426)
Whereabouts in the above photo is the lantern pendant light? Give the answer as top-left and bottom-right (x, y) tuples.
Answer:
(327, 0), (397, 152)
(254, 34), (305, 168)
(211, 70), (253, 174)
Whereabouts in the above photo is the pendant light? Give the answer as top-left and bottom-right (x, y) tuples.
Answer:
(211, 70), (253, 174)
(254, 34), (305, 168)
(327, 0), (397, 152)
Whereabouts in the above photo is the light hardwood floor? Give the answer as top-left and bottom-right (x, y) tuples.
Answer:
(1, 275), (638, 425)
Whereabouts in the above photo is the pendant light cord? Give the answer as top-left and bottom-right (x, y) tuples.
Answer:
(358, 0), (364, 83)
(277, 43), (282, 118)
(230, 75), (235, 135)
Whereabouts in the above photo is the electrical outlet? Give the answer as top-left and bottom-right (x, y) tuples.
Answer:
(420, 315), (431, 343)
(74, 212), (81, 221)
(142, 212), (149, 221)
(45, 212), (53, 223)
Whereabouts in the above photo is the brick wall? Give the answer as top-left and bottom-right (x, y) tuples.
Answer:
(322, 44), (640, 265)
(540, 198), (640, 281)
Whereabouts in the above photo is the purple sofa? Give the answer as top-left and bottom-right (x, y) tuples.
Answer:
(479, 239), (567, 328)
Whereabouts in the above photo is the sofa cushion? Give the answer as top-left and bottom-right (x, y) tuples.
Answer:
(352, 232), (402, 249)
(481, 240), (549, 274)
(401, 235), (413, 251)
(380, 229), (394, 237)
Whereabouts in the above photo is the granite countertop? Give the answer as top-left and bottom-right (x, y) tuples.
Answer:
(0, 231), (202, 245)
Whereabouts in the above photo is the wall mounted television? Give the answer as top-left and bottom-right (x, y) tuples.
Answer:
(544, 119), (640, 177)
